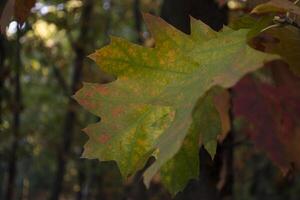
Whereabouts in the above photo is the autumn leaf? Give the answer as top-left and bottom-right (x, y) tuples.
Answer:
(230, 15), (274, 39)
(141, 15), (277, 188)
(160, 86), (230, 195)
(258, 25), (300, 76)
(230, 15), (300, 77)
(211, 87), (231, 143)
(233, 61), (300, 173)
(74, 14), (277, 194)
(251, 0), (300, 16)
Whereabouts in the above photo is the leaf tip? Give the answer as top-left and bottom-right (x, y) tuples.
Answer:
(81, 127), (88, 133)
(142, 12), (155, 22)
(143, 176), (151, 189)
(87, 53), (95, 60)
(142, 13), (165, 36)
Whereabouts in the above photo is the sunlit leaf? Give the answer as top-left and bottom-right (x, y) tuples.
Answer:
(74, 14), (277, 194)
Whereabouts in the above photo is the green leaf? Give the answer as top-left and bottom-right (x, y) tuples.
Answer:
(74, 14), (277, 194)
(200, 87), (231, 158)
(159, 117), (200, 196)
(230, 15), (274, 38)
(160, 86), (230, 195)
(75, 82), (175, 177)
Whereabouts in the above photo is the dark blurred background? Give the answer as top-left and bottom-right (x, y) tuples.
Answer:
(1, 0), (300, 199)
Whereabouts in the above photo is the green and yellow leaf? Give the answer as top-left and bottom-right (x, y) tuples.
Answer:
(74, 14), (277, 194)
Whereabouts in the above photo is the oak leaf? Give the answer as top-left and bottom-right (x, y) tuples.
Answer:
(74, 14), (277, 194)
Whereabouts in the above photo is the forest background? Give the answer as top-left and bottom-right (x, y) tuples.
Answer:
(1, 0), (300, 200)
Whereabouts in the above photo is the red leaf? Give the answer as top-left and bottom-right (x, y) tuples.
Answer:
(233, 61), (300, 173)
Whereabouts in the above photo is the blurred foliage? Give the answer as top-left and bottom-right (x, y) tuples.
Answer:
(1, 0), (165, 199)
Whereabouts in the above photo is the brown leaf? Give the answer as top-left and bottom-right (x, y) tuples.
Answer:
(263, 26), (300, 77)
(213, 88), (231, 141)
(251, 0), (300, 15)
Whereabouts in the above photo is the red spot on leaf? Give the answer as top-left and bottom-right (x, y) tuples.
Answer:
(98, 134), (111, 144)
(96, 85), (109, 95)
(77, 99), (97, 110)
(84, 90), (93, 97)
(112, 106), (124, 117)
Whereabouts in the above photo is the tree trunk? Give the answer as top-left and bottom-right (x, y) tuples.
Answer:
(51, 1), (94, 199)
(0, 34), (4, 132)
(0, 29), (6, 200)
(76, 162), (86, 200)
(133, 0), (143, 44)
(5, 26), (22, 200)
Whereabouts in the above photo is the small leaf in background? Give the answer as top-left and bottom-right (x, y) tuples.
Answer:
(233, 61), (300, 174)
(230, 14), (274, 38)
(251, 0), (300, 15)
(258, 26), (300, 76)
(74, 14), (277, 194)
(230, 14), (300, 77)
(212, 87), (231, 142)
(198, 87), (230, 159)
